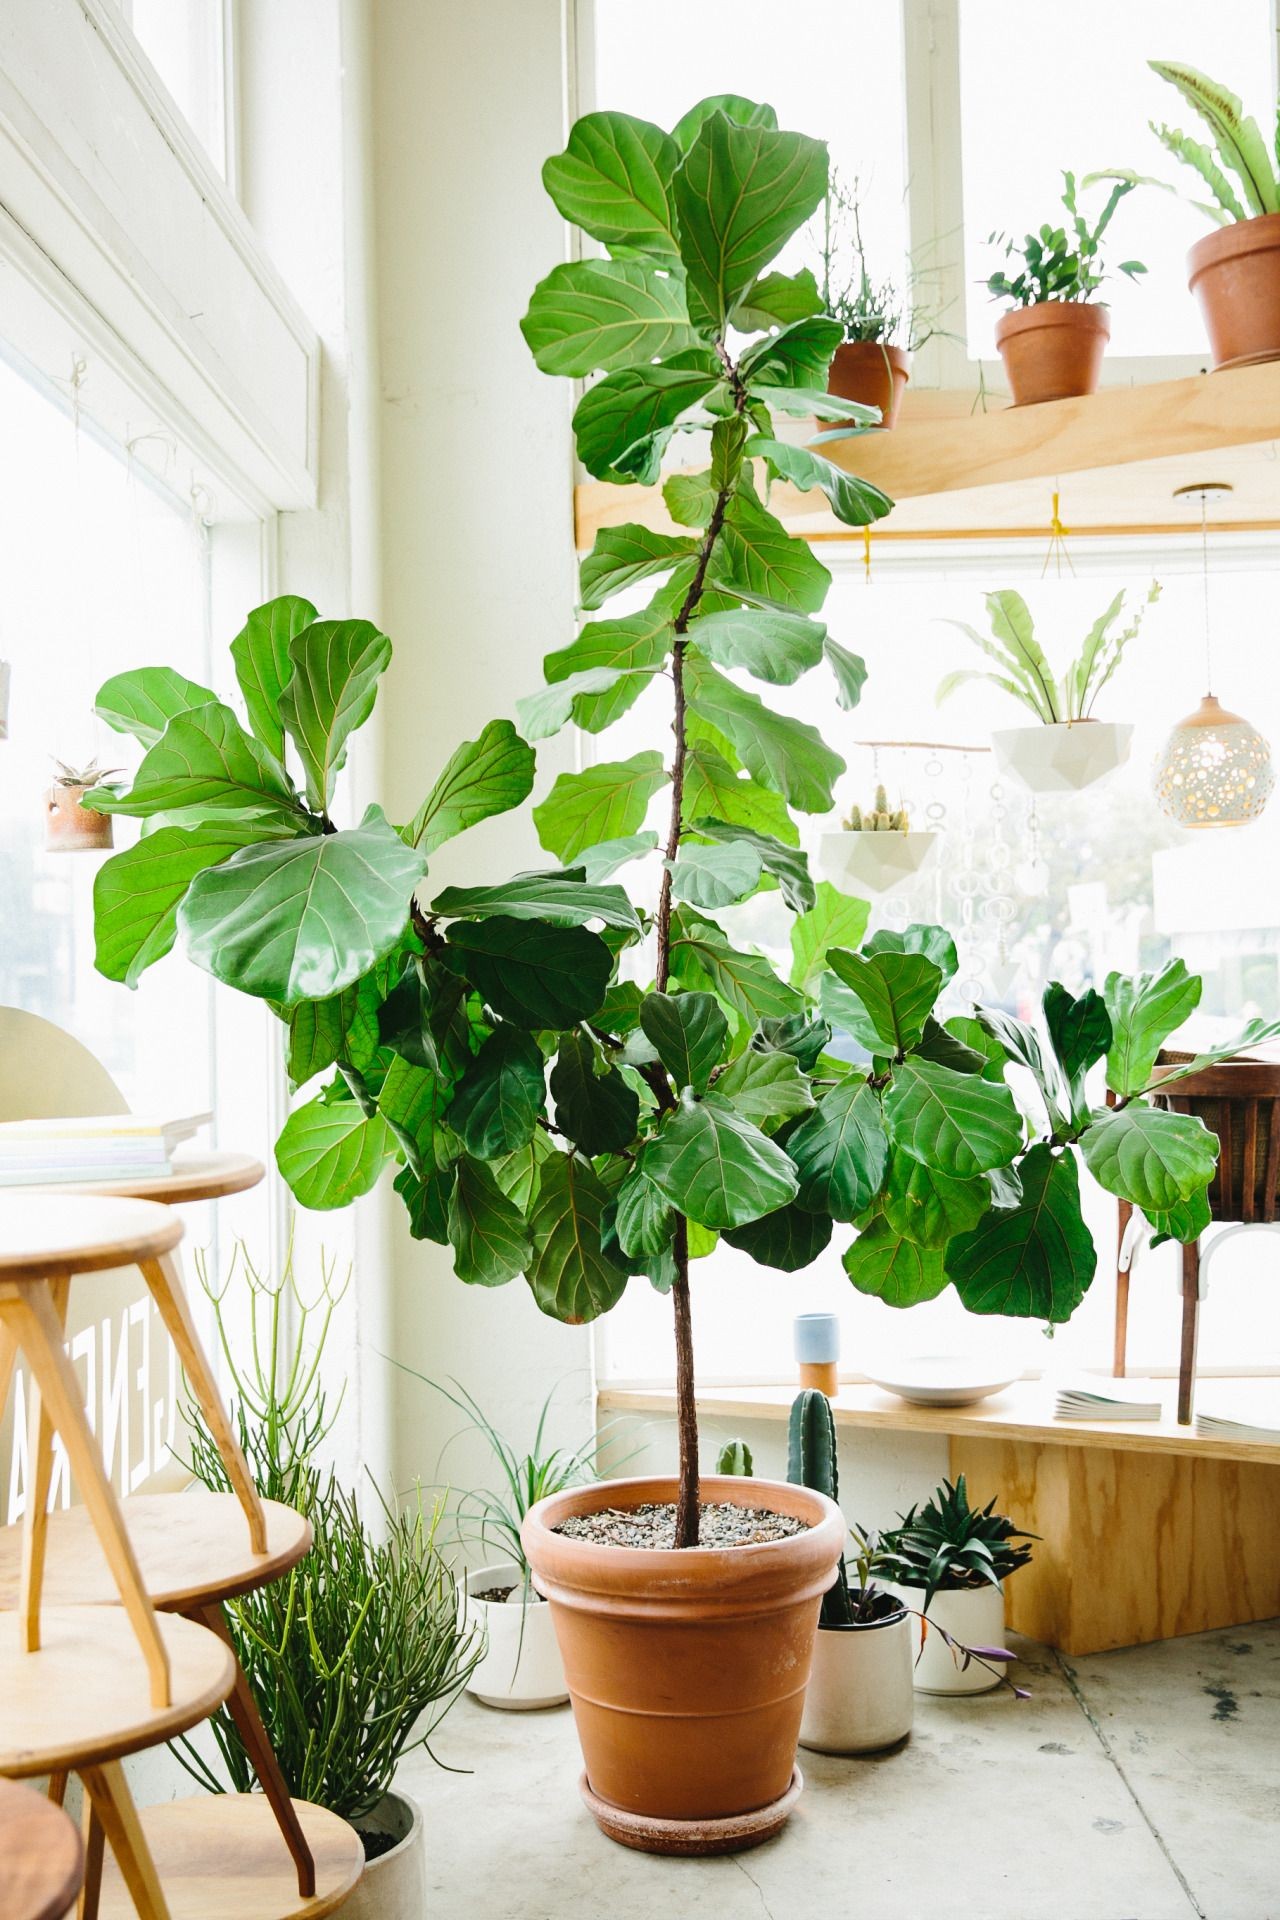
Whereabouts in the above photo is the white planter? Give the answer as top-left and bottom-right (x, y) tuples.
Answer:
(799, 1606), (914, 1753)
(818, 830), (939, 895)
(336, 1791), (424, 1919)
(894, 1581), (1008, 1695)
(466, 1560), (568, 1709)
(991, 721), (1133, 794)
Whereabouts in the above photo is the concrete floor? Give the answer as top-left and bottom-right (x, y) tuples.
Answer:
(402, 1618), (1280, 1920)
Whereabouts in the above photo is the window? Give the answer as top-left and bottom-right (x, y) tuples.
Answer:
(119, 0), (233, 179)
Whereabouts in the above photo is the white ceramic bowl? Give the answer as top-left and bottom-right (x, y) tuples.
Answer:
(865, 1355), (1018, 1407)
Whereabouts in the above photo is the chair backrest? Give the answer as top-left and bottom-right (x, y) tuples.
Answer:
(1153, 1052), (1280, 1224)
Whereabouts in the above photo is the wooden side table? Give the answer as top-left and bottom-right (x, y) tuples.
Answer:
(0, 1777), (84, 1920)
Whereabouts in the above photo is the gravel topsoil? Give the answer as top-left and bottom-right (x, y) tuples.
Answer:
(553, 1501), (809, 1549)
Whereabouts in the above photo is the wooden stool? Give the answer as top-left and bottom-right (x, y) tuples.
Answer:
(95, 1795), (363, 1920)
(0, 1493), (320, 1902)
(0, 1777), (85, 1920)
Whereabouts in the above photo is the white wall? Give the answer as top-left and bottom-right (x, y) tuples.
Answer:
(370, 0), (597, 1512)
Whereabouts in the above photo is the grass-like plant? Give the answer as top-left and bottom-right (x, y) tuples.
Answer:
(937, 584), (1160, 724)
(876, 1474), (1036, 1610)
(1090, 65), (1280, 227)
(814, 171), (944, 351)
(987, 171), (1145, 308)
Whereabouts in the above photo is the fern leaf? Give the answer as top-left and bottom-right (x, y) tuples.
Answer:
(1149, 125), (1247, 223)
(1149, 63), (1278, 215)
(935, 667), (1044, 721)
(985, 592), (1060, 722)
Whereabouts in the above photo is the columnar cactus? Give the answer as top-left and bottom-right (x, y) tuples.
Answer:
(787, 1390), (853, 1626)
(845, 783), (909, 831)
(715, 1439), (754, 1476)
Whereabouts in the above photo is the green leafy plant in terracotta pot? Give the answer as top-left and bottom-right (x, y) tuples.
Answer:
(814, 172), (945, 428)
(986, 171), (1145, 404)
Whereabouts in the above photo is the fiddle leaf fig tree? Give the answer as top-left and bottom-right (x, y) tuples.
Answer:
(88, 96), (1273, 1555)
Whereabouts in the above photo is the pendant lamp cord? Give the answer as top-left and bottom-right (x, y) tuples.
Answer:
(1200, 492), (1213, 696)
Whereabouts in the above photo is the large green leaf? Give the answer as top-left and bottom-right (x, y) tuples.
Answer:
(1079, 1104), (1219, 1211)
(826, 948), (942, 1054)
(978, 1005), (1068, 1131)
(376, 1054), (457, 1174)
(542, 111), (681, 262)
(230, 596), (318, 760)
(95, 666), (220, 750)
(639, 990), (728, 1094)
(90, 702), (304, 828)
(533, 751), (669, 862)
(550, 1030), (639, 1154)
(526, 1154), (630, 1323)
(746, 436), (894, 529)
(405, 719), (536, 855)
(448, 1155), (532, 1286)
(439, 916), (612, 1029)
(668, 910), (803, 1021)
(788, 1076), (888, 1222)
(881, 1152), (991, 1248)
(520, 666), (648, 744)
(275, 1093), (392, 1210)
(579, 526), (698, 611)
(279, 619), (392, 812)
(948, 1144), (1096, 1321)
(1146, 1186), (1213, 1248)
(710, 491), (832, 614)
(689, 818), (813, 913)
(1144, 1018), (1280, 1092)
(544, 594), (676, 685)
(395, 1161), (454, 1244)
(612, 1166), (676, 1260)
(723, 1203), (832, 1271)
(672, 95), (778, 151)
(1043, 982), (1112, 1120)
(640, 1091), (798, 1230)
(430, 870), (641, 934)
(681, 741), (797, 844)
(667, 839), (763, 909)
(884, 1058), (1024, 1178)
(790, 883), (870, 993)
(715, 1048), (814, 1127)
(730, 266), (824, 331)
(521, 260), (699, 376)
(1104, 961), (1203, 1097)
(576, 832), (659, 882)
(448, 1027), (545, 1159)
(738, 316), (844, 388)
(684, 653), (843, 812)
(824, 638), (868, 711)
(672, 115), (828, 330)
(93, 821), (269, 988)
(573, 361), (721, 483)
(865, 924), (959, 986)
(179, 806), (425, 1003)
(689, 606), (825, 684)
(842, 1219), (949, 1306)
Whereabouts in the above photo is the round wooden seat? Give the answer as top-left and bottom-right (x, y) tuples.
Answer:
(0, 1193), (182, 1279)
(0, 1606), (234, 1777)
(96, 1794), (365, 1919)
(20, 1150), (265, 1206)
(0, 1493), (312, 1613)
(0, 1778), (84, 1920)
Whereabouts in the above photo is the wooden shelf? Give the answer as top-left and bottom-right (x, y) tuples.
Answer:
(598, 1378), (1280, 1468)
(96, 1795), (364, 1920)
(575, 363), (1280, 546)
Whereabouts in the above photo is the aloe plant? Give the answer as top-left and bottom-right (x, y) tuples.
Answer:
(1092, 65), (1280, 227)
(876, 1475), (1035, 1611)
(937, 583), (1160, 724)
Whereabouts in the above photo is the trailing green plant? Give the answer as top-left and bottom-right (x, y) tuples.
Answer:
(937, 583), (1160, 724)
(172, 1246), (482, 1827)
(876, 1474), (1035, 1611)
(986, 171), (1145, 308)
(845, 783), (910, 831)
(716, 1438), (754, 1475)
(1089, 65), (1280, 227)
(814, 171), (944, 351)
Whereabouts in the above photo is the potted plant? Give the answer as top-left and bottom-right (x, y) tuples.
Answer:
(45, 757), (119, 851)
(877, 1475), (1035, 1696)
(937, 583), (1159, 793)
(986, 172), (1146, 404)
(1092, 65), (1280, 370)
(175, 1245), (483, 1917)
(815, 172), (942, 429)
(820, 783), (938, 892)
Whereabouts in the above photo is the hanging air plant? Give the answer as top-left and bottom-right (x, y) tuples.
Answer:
(44, 758), (119, 852)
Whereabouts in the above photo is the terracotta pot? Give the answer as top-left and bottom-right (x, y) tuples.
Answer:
(522, 1474), (843, 1851)
(994, 301), (1109, 406)
(1188, 213), (1280, 369)
(826, 340), (910, 429)
(44, 783), (113, 852)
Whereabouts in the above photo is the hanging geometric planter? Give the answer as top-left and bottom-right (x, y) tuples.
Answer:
(817, 828), (939, 895)
(991, 720), (1133, 795)
(45, 759), (117, 852)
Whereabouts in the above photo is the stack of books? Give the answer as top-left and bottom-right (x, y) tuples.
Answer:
(1054, 1378), (1163, 1421)
(1195, 1397), (1280, 1445)
(0, 1112), (210, 1186)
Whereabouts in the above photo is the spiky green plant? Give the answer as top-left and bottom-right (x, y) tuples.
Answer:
(845, 783), (909, 831)
(786, 1389), (856, 1625)
(715, 1438), (754, 1475)
(875, 1474), (1036, 1611)
(937, 583), (1160, 725)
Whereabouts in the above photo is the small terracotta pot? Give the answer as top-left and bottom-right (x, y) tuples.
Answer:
(522, 1474), (843, 1850)
(45, 783), (113, 852)
(994, 301), (1109, 406)
(1188, 213), (1280, 370)
(826, 340), (910, 428)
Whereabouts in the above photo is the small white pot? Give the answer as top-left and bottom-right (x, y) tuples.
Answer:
(799, 1606), (914, 1754)
(991, 720), (1133, 794)
(894, 1581), (1007, 1695)
(466, 1560), (568, 1709)
(818, 829), (939, 895)
(336, 1791), (424, 1919)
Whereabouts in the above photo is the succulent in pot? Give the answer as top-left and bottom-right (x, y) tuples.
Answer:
(937, 584), (1159, 793)
(819, 783), (938, 894)
(45, 757), (120, 852)
(986, 171), (1145, 404)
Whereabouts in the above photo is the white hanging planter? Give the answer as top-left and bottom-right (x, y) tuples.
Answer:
(799, 1603), (914, 1754)
(991, 720), (1133, 794)
(892, 1581), (1008, 1695)
(336, 1791), (424, 1919)
(465, 1560), (568, 1709)
(818, 830), (939, 895)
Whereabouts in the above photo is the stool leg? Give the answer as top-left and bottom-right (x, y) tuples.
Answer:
(1114, 1199), (1132, 1377)
(1178, 1238), (1201, 1427)
(0, 1316), (17, 1418)
(193, 1600), (316, 1897)
(19, 1274), (69, 1652)
(79, 1791), (106, 1920)
(80, 1762), (169, 1920)
(140, 1254), (267, 1555)
(2, 1283), (170, 1708)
